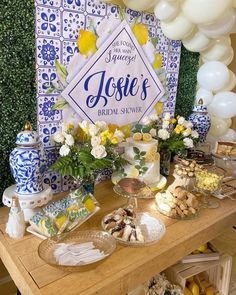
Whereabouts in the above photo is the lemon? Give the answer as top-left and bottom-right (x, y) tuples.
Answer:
(197, 243), (208, 252)
(153, 53), (163, 70)
(142, 133), (152, 142)
(77, 29), (97, 58)
(133, 132), (142, 141)
(83, 197), (95, 212)
(128, 167), (139, 178)
(188, 282), (199, 295)
(184, 287), (193, 295)
(205, 287), (214, 295)
(55, 215), (67, 229)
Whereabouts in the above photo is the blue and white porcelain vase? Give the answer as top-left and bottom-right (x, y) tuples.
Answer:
(188, 99), (211, 143)
(9, 122), (45, 195)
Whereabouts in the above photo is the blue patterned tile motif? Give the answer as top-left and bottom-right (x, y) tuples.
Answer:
(35, 0), (181, 193)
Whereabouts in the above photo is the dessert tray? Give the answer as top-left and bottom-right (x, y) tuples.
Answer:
(101, 206), (166, 247)
(38, 230), (116, 272)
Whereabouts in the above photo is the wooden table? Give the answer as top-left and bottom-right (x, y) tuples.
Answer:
(0, 180), (236, 295)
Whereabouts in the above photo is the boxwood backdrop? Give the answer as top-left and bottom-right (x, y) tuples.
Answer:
(0, 0), (199, 202)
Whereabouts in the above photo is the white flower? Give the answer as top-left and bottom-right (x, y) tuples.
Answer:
(53, 132), (65, 143)
(184, 120), (193, 129)
(183, 138), (194, 148)
(88, 124), (99, 136)
(95, 121), (108, 131)
(162, 120), (169, 129)
(150, 128), (157, 137)
(142, 42), (155, 64)
(158, 129), (170, 140)
(79, 120), (89, 132)
(150, 113), (159, 122)
(114, 129), (124, 142)
(91, 145), (107, 159)
(65, 134), (74, 146)
(183, 128), (191, 137)
(142, 116), (151, 125)
(91, 135), (101, 147)
(178, 117), (185, 125)
(59, 144), (70, 156)
(164, 112), (171, 120)
(191, 130), (199, 139)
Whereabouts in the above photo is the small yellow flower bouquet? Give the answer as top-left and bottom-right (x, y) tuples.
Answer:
(49, 120), (127, 184)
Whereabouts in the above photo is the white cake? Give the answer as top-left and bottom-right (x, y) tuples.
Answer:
(120, 137), (160, 187)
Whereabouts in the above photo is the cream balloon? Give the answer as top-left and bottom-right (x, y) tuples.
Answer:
(216, 70), (236, 92)
(123, 0), (158, 11)
(160, 13), (195, 40)
(195, 88), (214, 106)
(208, 91), (236, 119)
(201, 38), (232, 62)
(198, 9), (236, 38)
(183, 30), (212, 52)
(154, 0), (179, 21)
(217, 47), (234, 66)
(219, 129), (236, 142)
(182, 0), (232, 25)
(225, 118), (232, 128)
(197, 61), (230, 92)
(208, 116), (228, 137)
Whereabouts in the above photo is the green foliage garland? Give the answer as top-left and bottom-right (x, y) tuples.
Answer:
(0, 2), (199, 203)
(0, 0), (36, 202)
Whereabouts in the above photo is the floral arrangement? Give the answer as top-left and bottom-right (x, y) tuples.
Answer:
(50, 120), (126, 184)
(132, 112), (199, 156)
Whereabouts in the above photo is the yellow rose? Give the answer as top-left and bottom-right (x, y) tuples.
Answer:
(174, 124), (184, 134)
(77, 29), (97, 58)
(108, 124), (119, 133)
(153, 53), (162, 70)
(111, 137), (118, 144)
(132, 23), (148, 45)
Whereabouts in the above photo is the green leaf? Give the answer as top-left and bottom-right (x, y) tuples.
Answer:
(45, 87), (54, 94)
(134, 155), (140, 160)
(118, 7), (125, 21)
(133, 147), (140, 155)
(135, 165), (141, 170)
(55, 59), (68, 86)
(78, 150), (94, 164)
(52, 99), (69, 110)
(140, 151), (146, 156)
(151, 37), (158, 48)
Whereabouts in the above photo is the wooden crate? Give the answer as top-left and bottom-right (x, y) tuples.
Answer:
(181, 243), (220, 264)
(165, 254), (232, 295)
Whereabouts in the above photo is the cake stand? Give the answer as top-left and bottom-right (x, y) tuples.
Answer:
(3, 185), (52, 221)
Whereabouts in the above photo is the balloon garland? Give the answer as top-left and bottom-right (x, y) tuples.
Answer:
(101, 0), (236, 145)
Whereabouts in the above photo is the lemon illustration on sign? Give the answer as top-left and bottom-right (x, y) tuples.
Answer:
(132, 23), (148, 45)
(55, 215), (67, 229)
(77, 29), (97, 58)
(143, 133), (152, 142)
(153, 53), (162, 70)
(83, 196), (95, 213)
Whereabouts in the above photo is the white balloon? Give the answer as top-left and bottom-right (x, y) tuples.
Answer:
(208, 116), (228, 137)
(182, 0), (232, 25)
(183, 30), (212, 52)
(123, 0), (158, 11)
(219, 129), (236, 142)
(197, 61), (230, 92)
(216, 70), (236, 92)
(160, 13), (195, 40)
(225, 118), (232, 128)
(201, 38), (232, 62)
(208, 91), (236, 118)
(195, 88), (213, 106)
(198, 9), (236, 38)
(217, 47), (234, 66)
(154, 0), (179, 21)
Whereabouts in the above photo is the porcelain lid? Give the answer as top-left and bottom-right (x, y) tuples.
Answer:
(193, 98), (208, 113)
(16, 122), (40, 146)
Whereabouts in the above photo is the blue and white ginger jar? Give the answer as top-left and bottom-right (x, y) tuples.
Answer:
(188, 100), (211, 143)
(9, 122), (45, 195)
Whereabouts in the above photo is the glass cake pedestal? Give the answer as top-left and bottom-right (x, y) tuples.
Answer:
(102, 178), (166, 246)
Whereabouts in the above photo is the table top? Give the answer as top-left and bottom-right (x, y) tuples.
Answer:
(0, 180), (236, 295)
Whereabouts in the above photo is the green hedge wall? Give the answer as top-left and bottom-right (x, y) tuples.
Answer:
(0, 0), (37, 201)
(0, 1), (199, 202)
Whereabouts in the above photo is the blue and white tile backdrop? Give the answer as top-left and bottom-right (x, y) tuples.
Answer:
(35, 0), (181, 193)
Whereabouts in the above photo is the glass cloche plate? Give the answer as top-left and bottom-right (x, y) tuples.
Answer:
(102, 211), (166, 247)
(38, 230), (116, 272)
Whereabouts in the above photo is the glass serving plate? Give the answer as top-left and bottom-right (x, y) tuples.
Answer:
(101, 211), (166, 247)
(38, 230), (116, 272)
(155, 191), (201, 220)
(113, 182), (155, 199)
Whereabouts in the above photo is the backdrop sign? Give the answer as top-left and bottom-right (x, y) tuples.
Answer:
(62, 21), (165, 125)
